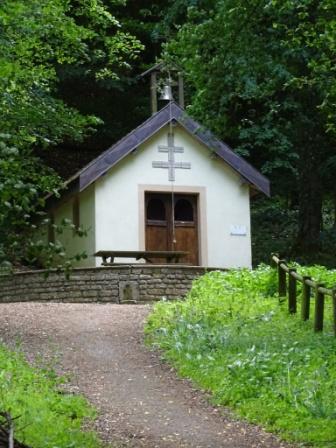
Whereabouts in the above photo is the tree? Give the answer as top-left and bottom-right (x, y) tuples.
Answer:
(52, 0), (172, 179)
(0, 0), (142, 268)
(163, 0), (336, 257)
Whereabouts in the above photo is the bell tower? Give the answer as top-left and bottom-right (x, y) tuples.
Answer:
(139, 63), (185, 115)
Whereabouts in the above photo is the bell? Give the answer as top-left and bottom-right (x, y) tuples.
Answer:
(160, 84), (173, 101)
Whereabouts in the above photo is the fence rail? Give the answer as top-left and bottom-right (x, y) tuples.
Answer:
(271, 254), (336, 336)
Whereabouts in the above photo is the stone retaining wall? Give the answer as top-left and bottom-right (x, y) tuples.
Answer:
(0, 265), (222, 303)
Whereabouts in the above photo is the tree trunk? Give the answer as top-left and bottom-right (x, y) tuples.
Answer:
(294, 159), (322, 256)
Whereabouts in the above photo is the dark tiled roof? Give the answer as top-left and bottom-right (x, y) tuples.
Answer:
(66, 102), (270, 196)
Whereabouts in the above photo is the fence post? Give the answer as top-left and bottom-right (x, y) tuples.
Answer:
(314, 284), (325, 332)
(301, 276), (311, 321)
(288, 268), (297, 314)
(278, 260), (287, 298)
(332, 288), (336, 337)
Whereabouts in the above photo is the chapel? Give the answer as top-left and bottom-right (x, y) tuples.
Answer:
(47, 66), (270, 268)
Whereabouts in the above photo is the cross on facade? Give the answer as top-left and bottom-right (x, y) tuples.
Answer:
(152, 133), (191, 181)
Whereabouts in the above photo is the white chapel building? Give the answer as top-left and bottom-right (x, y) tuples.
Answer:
(47, 101), (270, 268)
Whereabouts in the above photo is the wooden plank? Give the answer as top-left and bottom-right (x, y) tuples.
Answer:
(305, 278), (318, 288)
(318, 286), (333, 296)
(291, 270), (304, 282)
(278, 260), (287, 298)
(301, 276), (311, 321)
(314, 283), (325, 332)
(146, 193), (170, 263)
(174, 194), (198, 265)
(174, 226), (198, 265)
(272, 254), (280, 264)
(146, 222), (169, 264)
(280, 262), (290, 273)
(95, 250), (188, 257)
(94, 250), (188, 265)
(333, 288), (336, 337)
(288, 268), (297, 314)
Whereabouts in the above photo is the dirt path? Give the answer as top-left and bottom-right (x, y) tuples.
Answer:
(0, 303), (291, 448)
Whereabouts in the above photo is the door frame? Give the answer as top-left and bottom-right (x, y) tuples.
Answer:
(138, 184), (208, 266)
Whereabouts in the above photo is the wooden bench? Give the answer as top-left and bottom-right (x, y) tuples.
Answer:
(94, 250), (188, 265)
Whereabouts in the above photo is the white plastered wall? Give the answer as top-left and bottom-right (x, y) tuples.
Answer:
(94, 124), (252, 268)
(53, 184), (95, 267)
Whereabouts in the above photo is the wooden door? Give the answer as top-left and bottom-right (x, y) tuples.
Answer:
(145, 194), (169, 264)
(145, 193), (199, 265)
(173, 195), (198, 265)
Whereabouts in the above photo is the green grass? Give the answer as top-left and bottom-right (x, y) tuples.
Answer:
(145, 266), (336, 447)
(0, 344), (101, 448)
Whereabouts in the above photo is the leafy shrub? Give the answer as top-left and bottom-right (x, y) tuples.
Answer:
(0, 344), (100, 448)
(0, 135), (88, 274)
(146, 266), (336, 447)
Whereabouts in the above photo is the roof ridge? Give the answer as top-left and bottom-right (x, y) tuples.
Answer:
(63, 101), (269, 196)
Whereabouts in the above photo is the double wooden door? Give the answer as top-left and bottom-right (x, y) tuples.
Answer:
(145, 192), (199, 265)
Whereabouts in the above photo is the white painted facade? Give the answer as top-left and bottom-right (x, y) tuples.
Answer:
(53, 185), (96, 267)
(52, 123), (252, 268)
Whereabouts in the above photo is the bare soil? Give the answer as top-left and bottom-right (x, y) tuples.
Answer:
(0, 303), (293, 448)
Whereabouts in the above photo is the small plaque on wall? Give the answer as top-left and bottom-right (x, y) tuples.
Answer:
(119, 281), (139, 303)
(230, 225), (247, 236)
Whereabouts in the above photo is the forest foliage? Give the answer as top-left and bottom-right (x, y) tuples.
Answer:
(162, 0), (336, 260)
(0, 0), (336, 267)
(0, 0), (142, 269)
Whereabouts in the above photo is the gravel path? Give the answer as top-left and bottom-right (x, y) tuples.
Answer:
(0, 303), (292, 448)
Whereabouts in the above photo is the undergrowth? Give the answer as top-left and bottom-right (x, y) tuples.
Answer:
(0, 344), (101, 448)
(145, 265), (336, 447)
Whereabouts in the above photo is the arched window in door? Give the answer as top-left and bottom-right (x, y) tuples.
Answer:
(147, 198), (166, 221)
(174, 198), (194, 222)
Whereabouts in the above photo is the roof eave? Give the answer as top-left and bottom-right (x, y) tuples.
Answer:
(64, 101), (269, 197)
(171, 107), (270, 197)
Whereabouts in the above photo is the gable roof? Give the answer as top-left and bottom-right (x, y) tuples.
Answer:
(66, 102), (270, 196)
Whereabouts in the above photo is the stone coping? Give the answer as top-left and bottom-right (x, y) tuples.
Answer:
(1, 264), (226, 278)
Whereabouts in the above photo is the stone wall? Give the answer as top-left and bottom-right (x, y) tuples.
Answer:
(0, 265), (222, 303)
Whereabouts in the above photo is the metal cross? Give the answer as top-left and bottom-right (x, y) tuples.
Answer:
(152, 133), (191, 181)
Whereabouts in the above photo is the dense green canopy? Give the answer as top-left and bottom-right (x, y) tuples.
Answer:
(1, 0), (336, 267)
(163, 0), (336, 258)
(0, 0), (142, 268)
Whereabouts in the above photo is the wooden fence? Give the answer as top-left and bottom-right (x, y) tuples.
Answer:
(271, 254), (336, 336)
